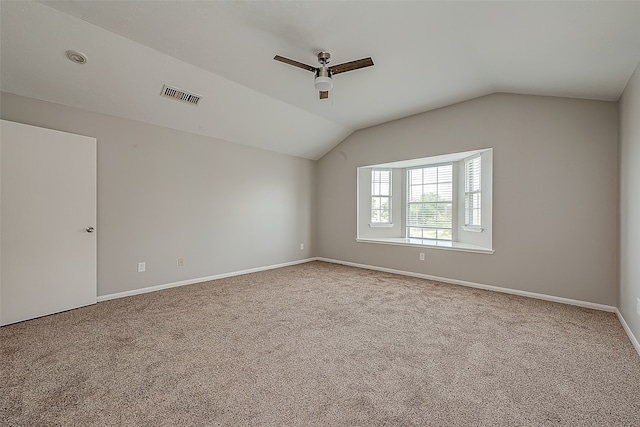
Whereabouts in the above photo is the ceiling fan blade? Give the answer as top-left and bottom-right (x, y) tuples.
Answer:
(273, 55), (317, 73)
(319, 91), (329, 99)
(329, 57), (374, 75)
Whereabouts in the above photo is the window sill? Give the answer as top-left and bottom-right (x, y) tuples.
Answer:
(369, 223), (394, 228)
(356, 237), (494, 254)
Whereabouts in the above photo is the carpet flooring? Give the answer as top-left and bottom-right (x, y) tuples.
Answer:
(1, 261), (639, 426)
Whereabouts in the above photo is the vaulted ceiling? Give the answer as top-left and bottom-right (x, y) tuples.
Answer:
(2, 1), (640, 159)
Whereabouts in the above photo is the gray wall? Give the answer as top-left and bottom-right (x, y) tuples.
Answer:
(620, 63), (640, 340)
(0, 91), (624, 310)
(0, 92), (314, 297)
(317, 93), (619, 305)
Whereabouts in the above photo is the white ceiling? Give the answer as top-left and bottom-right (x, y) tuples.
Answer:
(2, 1), (640, 160)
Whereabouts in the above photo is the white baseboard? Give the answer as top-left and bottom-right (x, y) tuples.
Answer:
(315, 257), (616, 312)
(97, 258), (316, 302)
(614, 309), (640, 358)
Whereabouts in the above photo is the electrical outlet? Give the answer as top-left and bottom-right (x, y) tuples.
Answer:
(137, 262), (146, 273)
(177, 257), (184, 267)
(300, 243), (304, 250)
(419, 253), (425, 261)
(637, 298), (640, 316)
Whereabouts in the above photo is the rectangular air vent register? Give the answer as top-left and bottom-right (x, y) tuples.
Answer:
(160, 85), (202, 105)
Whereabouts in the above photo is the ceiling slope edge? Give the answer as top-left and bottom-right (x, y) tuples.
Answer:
(0, 1), (351, 160)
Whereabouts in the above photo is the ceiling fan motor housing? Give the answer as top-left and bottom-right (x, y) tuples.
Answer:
(315, 66), (333, 91)
(317, 51), (331, 65)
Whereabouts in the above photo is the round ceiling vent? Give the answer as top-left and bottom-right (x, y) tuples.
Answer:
(66, 50), (87, 64)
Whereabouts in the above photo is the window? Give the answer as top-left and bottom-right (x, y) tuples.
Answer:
(357, 148), (493, 254)
(464, 156), (481, 227)
(407, 164), (453, 240)
(371, 169), (391, 224)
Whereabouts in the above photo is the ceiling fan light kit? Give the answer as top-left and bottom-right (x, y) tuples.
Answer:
(274, 51), (373, 99)
(314, 73), (333, 92)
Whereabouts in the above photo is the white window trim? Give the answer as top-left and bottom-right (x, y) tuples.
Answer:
(406, 162), (454, 241)
(370, 168), (392, 225)
(464, 154), (482, 228)
(356, 148), (492, 254)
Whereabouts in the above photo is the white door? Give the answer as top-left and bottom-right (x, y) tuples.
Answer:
(0, 120), (97, 326)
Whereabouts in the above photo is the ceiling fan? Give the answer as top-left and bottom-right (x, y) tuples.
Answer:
(274, 52), (374, 99)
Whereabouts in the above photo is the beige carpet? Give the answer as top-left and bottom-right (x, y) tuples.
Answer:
(1, 261), (639, 426)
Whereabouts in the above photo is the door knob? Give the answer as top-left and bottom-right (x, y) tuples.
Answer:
(86, 227), (95, 233)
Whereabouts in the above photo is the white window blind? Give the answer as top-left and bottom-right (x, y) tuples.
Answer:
(407, 164), (453, 240)
(464, 155), (481, 227)
(371, 169), (391, 223)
